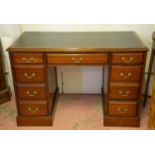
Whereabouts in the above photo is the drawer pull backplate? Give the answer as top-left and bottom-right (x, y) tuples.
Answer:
(119, 91), (130, 97)
(26, 91), (37, 97)
(121, 57), (134, 63)
(120, 72), (132, 79)
(28, 107), (39, 113)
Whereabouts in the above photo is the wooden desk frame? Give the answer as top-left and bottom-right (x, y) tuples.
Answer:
(7, 32), (148, 127)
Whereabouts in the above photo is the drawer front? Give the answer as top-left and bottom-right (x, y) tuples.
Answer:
(12, 54), (43, 64)
(111, 66), (142, 82)
(17, 85), (47, 100)
(110, 84), (139, 99)
(109, 101), (137, 116)
(19, 101), (47, 116)
(14, 65), (45, 83)
(47, 54), (108, 65)
(112, 53), (143, 64)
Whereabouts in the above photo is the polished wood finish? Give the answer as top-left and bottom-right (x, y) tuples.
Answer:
(17, 84), (47, 100)
(110, 83), (139, 100)
(14, 65), (45, 82)
(12, 54), (43, 64)
(104, 115), (140, 127)
(47, 54), (108, 65)
(7, 32), (148, 127)
(111, 66), (142, 82)
(112, 53), (144, 64)
(17, 116), (53, 126)
(19, 101), (48, 116)
(109, 101), (137, 116)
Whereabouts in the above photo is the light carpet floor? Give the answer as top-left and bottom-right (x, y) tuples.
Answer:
(0, 94), (149, 130)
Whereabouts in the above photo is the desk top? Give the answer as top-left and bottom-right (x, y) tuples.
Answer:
(8, 31), (148, 52)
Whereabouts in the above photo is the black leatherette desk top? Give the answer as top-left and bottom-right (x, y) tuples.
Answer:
(8, 31), (148, 52)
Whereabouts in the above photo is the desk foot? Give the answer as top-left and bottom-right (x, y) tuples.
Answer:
(17, 115), (53, 126)
(104, 115), (140, 127)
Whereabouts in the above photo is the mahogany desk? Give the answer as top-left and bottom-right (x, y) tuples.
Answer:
(7, 32), (148, 127)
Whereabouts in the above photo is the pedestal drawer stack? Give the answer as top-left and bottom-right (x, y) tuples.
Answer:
(11, 53), (49, 124)
(106, 53), (145, 126)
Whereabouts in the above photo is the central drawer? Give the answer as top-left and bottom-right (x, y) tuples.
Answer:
(111, 66), (142, 82)
(14, 65), (45, 82)
(47, 54), (108, 65)
(110, 83), (139, 99)
(17, 84), (47, 100)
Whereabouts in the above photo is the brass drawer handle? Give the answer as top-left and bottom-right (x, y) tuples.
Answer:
(121, 57), (134, 63)
(119, 90), (130, 97)
(26, 91), (37, 97)
(22, 57), (34, 63)
(117, 107), (128, 113)
(120, 72), (132, 79)
(24, 73), (36, 79)
(28, 107), (39, 113)
(72, 57), (84, 63)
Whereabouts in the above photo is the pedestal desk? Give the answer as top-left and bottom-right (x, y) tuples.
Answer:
(7, 32), (148, 127)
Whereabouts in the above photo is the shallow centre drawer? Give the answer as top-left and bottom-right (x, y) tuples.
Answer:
(109, 101), (137, 116)
(47, 54), (108, 65)
(19, 100), (48, 116)
(110, 83), (139, 99)
(112, 53), (144, 64)
(12, 54), (44, 64)
(17, 84), (47, 100)
(111, 66), (142, 82)
(14, 65), (45, 82)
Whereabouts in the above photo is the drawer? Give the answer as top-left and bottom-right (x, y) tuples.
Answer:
(12, 54), (44, 64)
(112, 53), (143, 64)
(111, 66), (142, 82)
(109, 101), (137, 116)
(47, 54), (108, 65)
(17, 84), (47, 100)
(14, 65), (45, 83)
(110, 83), (139, 99)
(19, 100), (47, 116)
